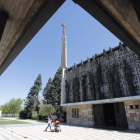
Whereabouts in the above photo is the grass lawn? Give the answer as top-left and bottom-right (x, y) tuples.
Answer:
(0, 118), (6, 120)
(2, 114), (19, 117)
(0, 120), (30, 125)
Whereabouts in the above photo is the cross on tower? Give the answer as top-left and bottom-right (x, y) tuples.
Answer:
(61, 23), (66, 28)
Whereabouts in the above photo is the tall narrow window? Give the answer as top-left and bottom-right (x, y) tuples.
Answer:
(77, 108), (79, 118)
(72, 108), (74, 118)
(75, 108), (76, 118)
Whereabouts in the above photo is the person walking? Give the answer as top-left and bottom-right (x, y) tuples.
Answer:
(45, 115), (52, 131)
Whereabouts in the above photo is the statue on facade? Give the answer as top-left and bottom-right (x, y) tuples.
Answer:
(103, 49), (107, 57)
(123, 59), (136, 96)
(74, 63), (77, 69)
(87, 57), (90, 63)
(119, 42), (123, 51)
(92, 55), (95, 62)
(109, 47), (114, 55)
(81, 60), (83, 66)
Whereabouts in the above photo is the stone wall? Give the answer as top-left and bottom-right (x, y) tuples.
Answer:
(124, 100), (140, 130)
(67, 104), (94, 126)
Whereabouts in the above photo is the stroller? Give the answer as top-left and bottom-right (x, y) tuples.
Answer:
(51, 120), (61, 132)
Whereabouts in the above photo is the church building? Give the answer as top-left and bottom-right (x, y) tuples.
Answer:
(61, 23), (140, 130)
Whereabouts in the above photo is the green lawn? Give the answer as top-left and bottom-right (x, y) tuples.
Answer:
(2, 114), (19, 117)
(0, 118), (6, 120)
(0, 120), (30, 125)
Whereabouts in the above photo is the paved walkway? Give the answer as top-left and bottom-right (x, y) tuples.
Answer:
(1, 118), (44, 124)
(0, 118), (140, 140)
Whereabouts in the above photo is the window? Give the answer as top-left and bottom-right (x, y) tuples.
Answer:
(77, 108), (79, 118)
(130, 105), (133, 109)
(72, 108), (74, 118)
(72, 108), (79, 118)
(75, 108), (76, 118)
(135, 105), (139, 109)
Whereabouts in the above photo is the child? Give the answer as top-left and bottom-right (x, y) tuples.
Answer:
(54, 119), (60, 127)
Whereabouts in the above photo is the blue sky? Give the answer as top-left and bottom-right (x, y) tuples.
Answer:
(0, 0), (120, 105)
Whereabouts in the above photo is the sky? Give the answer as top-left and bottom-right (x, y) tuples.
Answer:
(0, 0), (120, 105)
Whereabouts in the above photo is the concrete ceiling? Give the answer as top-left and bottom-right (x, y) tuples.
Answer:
(0, 0), (43, 65)
(0, 0), (65, 75)
(73, 0), (140, 58)
(0, 0), (140, 76)
(99, 0), (140, 49)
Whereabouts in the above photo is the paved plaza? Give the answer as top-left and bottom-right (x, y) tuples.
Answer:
(0, 119), (140, 140)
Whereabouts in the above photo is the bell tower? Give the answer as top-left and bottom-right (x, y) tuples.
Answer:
(61, 23), (67, 69)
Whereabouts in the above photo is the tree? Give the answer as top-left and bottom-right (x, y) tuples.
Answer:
(1, 103), (9, 117)
(8, 98), (23, 116)
(38, 96), (44, 108)
(42, 78), (53, 104)
(24, 74), (42, 117)
(39, 104), (55, 120)
(43, 67), (64, 119)
(1, 98), (23, 117)
(52, 67), (64, 119)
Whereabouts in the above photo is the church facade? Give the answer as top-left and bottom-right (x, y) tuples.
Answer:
(60, 24), (140, 130)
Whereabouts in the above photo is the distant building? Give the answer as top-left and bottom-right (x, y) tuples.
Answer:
(61, 24), (140, 130)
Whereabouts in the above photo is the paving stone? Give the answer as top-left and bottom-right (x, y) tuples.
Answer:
(0, 123), (140, 140)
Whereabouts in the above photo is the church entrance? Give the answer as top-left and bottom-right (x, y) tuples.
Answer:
(103, 103), (116, 127)
(94, 102), (128, 129)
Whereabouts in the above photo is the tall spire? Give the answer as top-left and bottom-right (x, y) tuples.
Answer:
(61, 23), (67, 69)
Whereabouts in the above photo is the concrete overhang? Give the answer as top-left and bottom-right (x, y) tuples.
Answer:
(1, 0), (140, 76)
(72, 0), (140, 58)
(61, 95), (140, 106)
(0, 0), (65, 76)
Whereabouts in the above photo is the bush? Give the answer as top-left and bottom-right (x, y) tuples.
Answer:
(39, 104), (56, 120)
(19, 110), (32, 119)
(19, 111), (28, 119)
(38, 115), (45, 120)
(33, 115), (39, 120)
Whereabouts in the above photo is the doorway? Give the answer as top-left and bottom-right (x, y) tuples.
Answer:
(64, 112), (67, 123)
(103, 103), (116, 127)
(94, 102), (128, 129)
